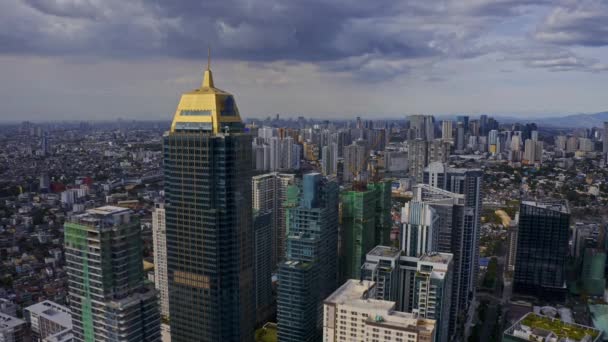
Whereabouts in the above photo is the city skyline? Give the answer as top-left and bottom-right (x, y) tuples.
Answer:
(1, 1), (608, 121)
(3, 2), (608, 341)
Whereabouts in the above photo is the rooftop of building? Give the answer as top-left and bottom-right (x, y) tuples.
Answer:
(367, 246), (402, 259)
(25, 300), (71, 327)
(324, 279), (376, 305)
(69, 205), (132, 228)
(504, 312), (601, 342)
(0, 312), (25, 329)
(86, 205), (130, 216)
(414, 184), (464, 203)
(325, 280), (436, 334)
(522, 200), (570, 214)
(420, 252), (453, 265)
(366, 311), (436, 334)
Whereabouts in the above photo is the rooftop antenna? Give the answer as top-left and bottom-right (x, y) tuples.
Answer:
(207, 47), (211, 70)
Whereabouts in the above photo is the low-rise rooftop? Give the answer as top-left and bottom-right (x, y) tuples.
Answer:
(0, 312), (25, 330)
(25, 300), (72, 328)
(504, 312), (601, 342)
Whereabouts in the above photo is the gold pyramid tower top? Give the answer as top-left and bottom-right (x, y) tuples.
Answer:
(170, 49), (243, 134)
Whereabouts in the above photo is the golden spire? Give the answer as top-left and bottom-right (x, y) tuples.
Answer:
(202, 47), (214, 88)
(170, 50), (243, 134)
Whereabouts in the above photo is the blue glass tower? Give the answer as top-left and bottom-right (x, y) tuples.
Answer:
(277, 173), (339, 342)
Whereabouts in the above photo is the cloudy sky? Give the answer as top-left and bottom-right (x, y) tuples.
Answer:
(1, 0), (608, 122)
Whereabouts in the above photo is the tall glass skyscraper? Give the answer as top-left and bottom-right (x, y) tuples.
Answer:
(277, 173), (339, 342)
(163, 65), (254, 341)
(514, 201), (570, 299)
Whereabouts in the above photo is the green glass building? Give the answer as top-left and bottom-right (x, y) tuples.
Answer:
(65, 206), (160, 342)
(340, 181), (392, 281)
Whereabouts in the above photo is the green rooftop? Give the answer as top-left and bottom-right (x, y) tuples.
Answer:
(255, 323), (277, 342)
(519, 313), (600, 341)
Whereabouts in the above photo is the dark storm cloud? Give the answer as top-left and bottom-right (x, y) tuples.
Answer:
(0, 0), (605, 80)
(151, 0), (444, 62)
(0, 0), (539, 60)
(535, 1), (608, 47)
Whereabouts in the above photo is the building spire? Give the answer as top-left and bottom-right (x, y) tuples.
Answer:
(202, 47), (214, 88)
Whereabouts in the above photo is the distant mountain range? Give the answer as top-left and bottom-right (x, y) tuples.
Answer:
(494, 111), (608, 128)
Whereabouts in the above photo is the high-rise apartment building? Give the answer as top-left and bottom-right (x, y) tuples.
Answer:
(488, 130), (498, 154)
(523, 139), (543, 165)
(514, 201), (570, 299)
(163, 66), (254, 341)
(428, 140), (450, 165)
(321, 143), (339, 176)
(408, 184), (464, 338)
(530, 130), (539, 141)
(555, 135), (567, 151)
(277, 173), (339, 342)
(384, 151), (408, 174)
(152, 202), (169, 320)
(408, 139), (428, 183)
(340, 181), (392, 281)
(424, 162), (482, 331)
(455, 122), (465, 152)
(252, 172), (296, 267)
(253, 128), (301, 172)
(441, 120), (453, 141)
(412, 253), (453, 342)
(579, 137), (594, 152)
(402, 200), (437, 257)
(323, 279), (436, 342)
(566, 136), (578, 153)
(409, 139), (450, 184)
(456, 116), (469, 134)
(64, 206), (160, 342)
(408, 115), (435, 141)
(343, 141), (368, 183)
(361, 247), (453, 342)
(480, 114), (488, 136)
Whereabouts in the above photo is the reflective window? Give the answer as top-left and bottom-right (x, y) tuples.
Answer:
(175, 122), (213, 131)
(181, 110), (212, 116)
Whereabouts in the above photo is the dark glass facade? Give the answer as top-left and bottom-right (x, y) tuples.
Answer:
(164, 132), (254, 342)
(277, 173), (339, 342)
(513, 201), (569, 298)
